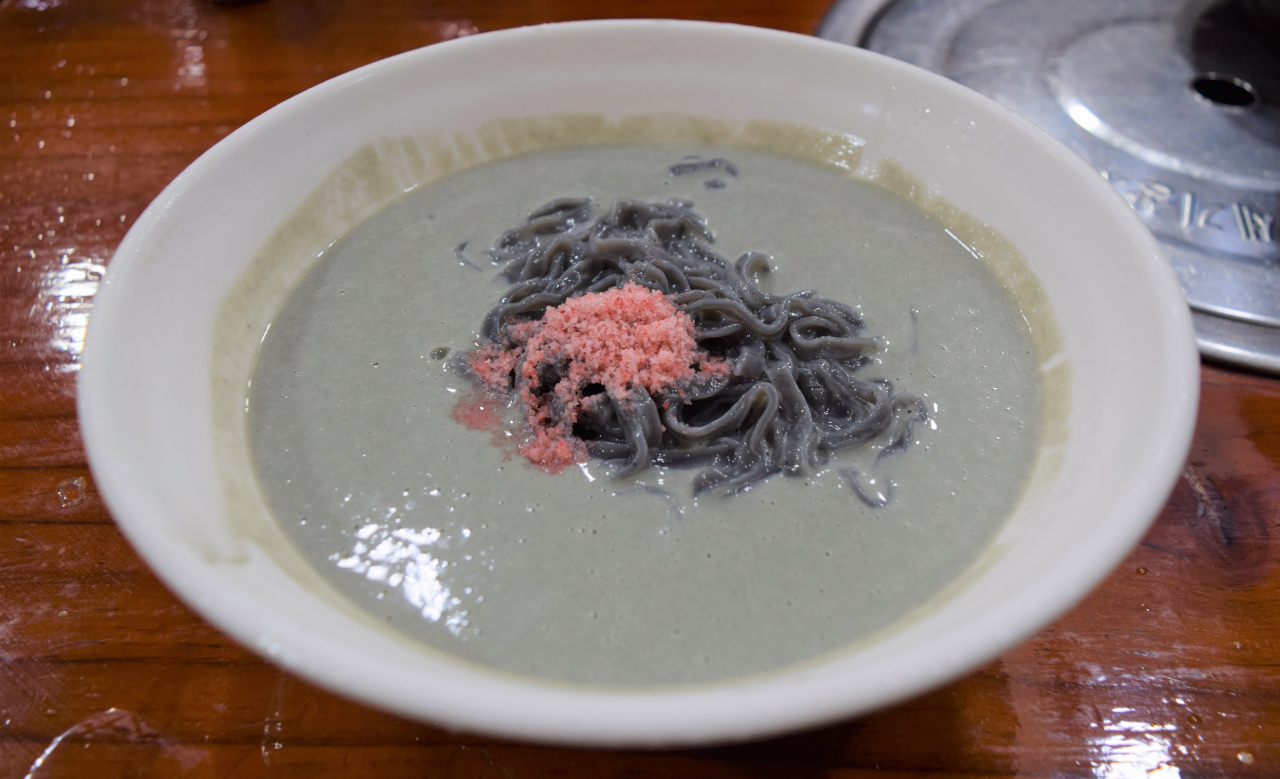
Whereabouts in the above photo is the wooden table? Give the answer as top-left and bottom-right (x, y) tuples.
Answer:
(1, 1), (1275, 775)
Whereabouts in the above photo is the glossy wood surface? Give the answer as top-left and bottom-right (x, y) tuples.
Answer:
(1, 1), (1276, 775)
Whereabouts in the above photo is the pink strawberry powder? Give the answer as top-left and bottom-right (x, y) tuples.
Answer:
(467, 282), (728, 472)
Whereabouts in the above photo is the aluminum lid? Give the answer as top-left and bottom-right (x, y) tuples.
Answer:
(819, 0), (1280, 372)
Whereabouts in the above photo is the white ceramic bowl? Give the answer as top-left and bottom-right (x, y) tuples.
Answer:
(79, 20), (1198, 746)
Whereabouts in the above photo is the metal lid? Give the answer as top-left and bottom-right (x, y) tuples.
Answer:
(819, 0), (1280, 372)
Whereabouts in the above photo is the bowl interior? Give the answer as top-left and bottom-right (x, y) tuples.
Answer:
(78, 20), (1198, 746)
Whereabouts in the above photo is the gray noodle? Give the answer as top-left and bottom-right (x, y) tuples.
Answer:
(470, 195), (927, 502)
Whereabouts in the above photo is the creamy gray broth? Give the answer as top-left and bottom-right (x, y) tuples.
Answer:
(249, 144), (1039, 687)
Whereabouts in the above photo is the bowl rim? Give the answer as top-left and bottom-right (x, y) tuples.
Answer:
(78, 18), (1200, 747)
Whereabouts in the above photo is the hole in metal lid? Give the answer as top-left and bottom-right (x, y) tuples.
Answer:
(1191, 73), (1259, 108)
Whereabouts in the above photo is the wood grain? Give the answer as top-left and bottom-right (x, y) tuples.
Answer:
(2, 1), (1277, 776)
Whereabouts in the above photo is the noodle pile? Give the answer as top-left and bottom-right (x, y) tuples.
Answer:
(465, 195), (926, 498)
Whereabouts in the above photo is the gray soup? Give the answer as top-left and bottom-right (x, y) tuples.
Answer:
(248, 144), (1039, 687)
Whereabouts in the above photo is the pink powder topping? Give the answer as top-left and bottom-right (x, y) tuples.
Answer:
(467, 282), (729, 472)
(450, 395), (501, 431)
